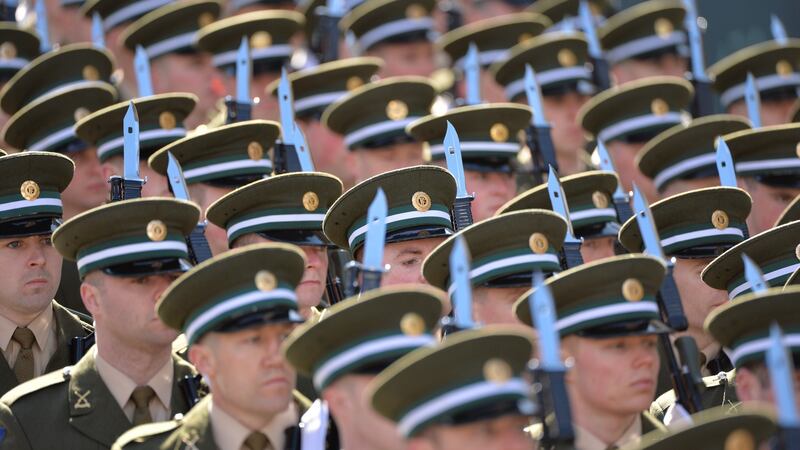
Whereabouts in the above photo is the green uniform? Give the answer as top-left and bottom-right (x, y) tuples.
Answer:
(0, 352), (198, 449)
(650, 369), (739, 423)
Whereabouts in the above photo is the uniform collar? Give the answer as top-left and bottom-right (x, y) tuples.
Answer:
(0, 304), (55, 352)
(94, 347), (174, 413)
(210, 397), (298, 450)
(574, 415), (642, 450)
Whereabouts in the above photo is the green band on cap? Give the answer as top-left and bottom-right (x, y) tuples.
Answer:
(659, 221), (747, 255)
(569, 201), (618, 229)
(730, 326), (800, 367)
(226, 207), (327, 244)
(727, 257), (800, 300)
(75, 232), (189, 277)
(181, 153), (272, 184)
(556, 296), (660, 336)
(346, 203), (453, 251)
(451, 247), (560, 292)
(0, 190), (62, 221)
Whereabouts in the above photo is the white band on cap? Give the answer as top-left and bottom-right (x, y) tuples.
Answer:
(313, 334), (435, 390)
(730, 333), (800, 366)
(145, 31), (197, 59)
(97, 128), (187, 160)
(344, 117), (419, 148)
(28, 126), (76, 152)
(569, 207), (617, 223)
(397, 378), (529, 437)
(449, 253), (561, 296)
(76, 240), (188, 273)
(735, 158), (800, 174)
(294, 91), (346, 115)
(428, 141), (519, 157)
(103, 0), (171, 31)
(660, 227), (744, 250)
(653, 153), (717, 190)
(556, 301), (660, 332)
(231, 0), (263, 9)
(0, 197), (62, 214)
(347, 208), (451, 248)
(0, 58), (29, 70)
(212, 44), (293, 67)
(720, 72), (800, 108)
(728, 263), (800, 299)
(182, 158), (273, 182)
(36, 80), (112, 109)
(454, 49), (509, 69)
(605, 31), (687, 64)
(358, 17), (434, 51)
(185, 288), (298, 344)
(504, 66), (593, 100)
(226, 213), (326, 240)
(597, 112), (683, 143)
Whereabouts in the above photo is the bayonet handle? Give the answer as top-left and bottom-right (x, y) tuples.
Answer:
(225, 96), (253, 124)
(360, 269), (382, 294)
(775, 427), (800, 450)
(559, 243), (584, 270)
(660, 333), (700, 414)
(658, 264), (688, 331)
(452, 196), (475, 231)
(123, 179), (143, 200)
(675, 335), (705, 411)
(187, 223), (213, 264)
(691, 79), (715, 117)
(613, 198), (634, 225)
(591, 57), (612, 92)
(534, 367), (575, 447)
(108, 176), (124, 202)
(533, 125), (558, 173)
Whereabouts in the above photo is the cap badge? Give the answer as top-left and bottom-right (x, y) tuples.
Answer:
(592, 191), (609, 209)
(712, 210), (729, 230)
(529, 232), (549, 254)
(158, 111), (176, 130)
(247, 141), (264, 160)
(795, 142), (800, 158)
(346, 76), (364, 91)
(557, 48), (577, 67)
(724, 429), (755, 450)
(518, 33), (534, 44)
(20, 180), (40, 201)
(400, 312), (425, 336)
(650, 98), (669, 116)
(622, 278), (644, 302)
(654, 18), (674, 39)
(255, 270), (277, 292)
(386, 100), (409, 121)
(82, 65), (100, 81)
(0, 42), (16, 59)
(250, 31), (272, 49)
(405, 3), (426, 19)
(777, 60), (793, 77)
(490, 123), (509, 142)
(146, 220), (168, 242)
(197, 12), (215, 28)
(483, 358), (512, 384)
(412, 191), (432, 212)
(795, 243), (800, 261)
(74, 107), (90, 122)
(303, 191), (320, 212)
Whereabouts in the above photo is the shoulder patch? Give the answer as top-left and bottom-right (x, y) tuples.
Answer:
(1, 367), (71, 405)
(112, 420), (182, 449)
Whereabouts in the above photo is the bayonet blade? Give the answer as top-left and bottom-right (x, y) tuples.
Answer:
(464, 42), (481, 105)
(236, 36), (251, 104)
(578, 0), (602, 58)
(547, 166), (579, 243)
(166, 152), (191, 201)
(632, 184), (666, 261)
(525, 65), (548, 127)
(530, 271), (564, 370)
(715, 137), (738, 188)
(326, 0), (346, 17)
(444, 121), (468, 198)
(123, 102), (142, 183)
(596, 140), (627, 201)
(362, 188), (387, 271)
(742, 253), (768, 294)
(278, 67), (295, 144)
(745, 72), (762, 128)
(771, 14), (789, 45)
(449, 236), (475, 330)
(767, 322), (800, 427)
(35, 0), (51, 53)
(682, 0), (709, 82)
(292, 121), (316, 172)
(134, 45), (154, 97)
(92, 12), (105, 48)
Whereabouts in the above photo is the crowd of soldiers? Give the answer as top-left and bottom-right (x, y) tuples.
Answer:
(0, 0), (799, 448)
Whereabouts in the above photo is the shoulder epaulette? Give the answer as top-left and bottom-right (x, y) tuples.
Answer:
(112, 418), (182, 449)
(1, 366), (71, 405)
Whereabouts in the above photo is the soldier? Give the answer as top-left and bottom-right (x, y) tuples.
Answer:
(636, 115), (751, 198)
(0, 24), (40, 150)
(197, 10), (305, 122)
(322, 77), (436, 183)
(112, 243), (310, 450)
(578, 76), (694, 202)
(283, 286), (445, 450)
(369, 327), (538, 450)
(407, 103), (532, 222)
(119, 1), (225, 129)
(493, 30), (598, 176)
(437, 13), (550, 104)
(42, 0), (91, 45)
(0, 198), (201, 449)
(709, 26), (800, 127)
(75, 94), (199, 200)
(497, 170), (623, 262)
(324, 165), (456, 287)
(618, 187), (751, 396)
(266, 57), (383, 189)
(720, 123), (800, 235)
(0, 152), (93, 396)
(206, 171), (344, 317)
(599, 0), (689, 85)
(340, 0), (437, 78)
(423, 210), (566, 325)
(148, 120), (281, 256)
(515, 255), (670, 449)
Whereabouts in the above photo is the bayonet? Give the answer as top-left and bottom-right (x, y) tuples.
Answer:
(548, 166), (583, 269)
(274, 67), (303, 173)
(92, 12), (105, 48)
(134, 45), (154, 97)
(464, 42), (481, 105)
(448, 236), (475, 332)
(682, 0), (713, 116)
(525, 65), (558, 184)
(596, 140), (633, 224)
(578, 0), (611, 91)
(742, 253), (768, 294)
(316, 0), (345, 62)
(225, 36), (252, 123)
(292, 121), (316, 172)
(443, 122), (474, 230)
(167, 152), (213, 264)
(771, 14), (789, 45)
(35, 0), (51, 53)
(767, 323), (800, 431)
(360, 188), (387, 293)
(715, 137), (738, 188)
(110, 102), (144, 201)
(745, 72), (762, 128)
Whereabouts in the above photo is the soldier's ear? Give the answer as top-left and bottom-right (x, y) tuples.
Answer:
(188, 341), (215, 379)
(80, 276), (101, 317)
(733, 367), (765, 403)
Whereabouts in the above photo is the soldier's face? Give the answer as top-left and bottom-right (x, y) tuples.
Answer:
(191, 323), (297, 420)
(611, 53), (688, 85)
(298, 119), (355, 189)
(351, 142), (424, 184)
(472, 286), (528, 326)
(369, 41), (435, 78)
(606, 140), (658, 203)
(735, 365), (800, 413)
(0, 234), (62, 319)
(659, 176), (720, 199)
(375, 238), (445, 287)
(742, 178), (800, 235)
(673, 257), (728, 342)
(580, 236), (616, 263)
(463, 170), (517, 222)
(542, 91), (591, 175)
(563, 334), (660, 417)
(61, 148), (107, 219)
(408, 414), (534, 450)
(151, 54), (221, 130)
(83, 272), (180, 348)
(728, 97), (798, 127)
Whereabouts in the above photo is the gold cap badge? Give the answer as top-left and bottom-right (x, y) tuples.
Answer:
(483, 358), (512, 384)
(159, 111), (177, 130)
(386, 100), (409, 121)
(247, 141), (264, 161)
(405, 3), (426, 19)
(74, 107), (90, 122)
(529, 232), (549, 254)
(146, 220), (168, 242)
(20, 180), (40, 201)
(777, 60), (793, 77)
(622, 278), (644, 302)
(303, 191), (320, 212)
(490, 123), (509, 142)
(82, 65), (99, 81)
(518, 33), (534, 44)
(654, 18), (674, 39)
(557, 48), (577, 67)
(412, 191), (432, 212)
(712, 210), (729, 230)
(592, 191), (609, 209)
(197, 12), (215, 28)
(255, 270), (277, 292)
(346, 76), (364, 91)
(250, 31), (272, 49)
(0, 42), (16, 59)
(400, 312), (425, 336)
(651, 98), (669, 116)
